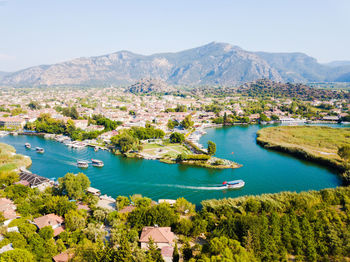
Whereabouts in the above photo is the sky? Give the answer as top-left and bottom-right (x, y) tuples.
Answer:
(0, 0), (349, 71)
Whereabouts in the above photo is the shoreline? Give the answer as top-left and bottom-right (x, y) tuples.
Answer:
(256, 126), (350, 184)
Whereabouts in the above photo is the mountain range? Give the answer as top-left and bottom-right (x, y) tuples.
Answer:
(1, 42), (350, 87)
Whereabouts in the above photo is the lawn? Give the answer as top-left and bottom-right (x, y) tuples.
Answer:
(141, 142), (191, 159)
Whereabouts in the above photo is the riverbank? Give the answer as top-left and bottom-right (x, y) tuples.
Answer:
(256, 126), (350, 182)
(0, 142), (32, 172)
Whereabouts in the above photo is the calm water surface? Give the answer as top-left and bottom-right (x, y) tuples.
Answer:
(0, 124), (346, 204)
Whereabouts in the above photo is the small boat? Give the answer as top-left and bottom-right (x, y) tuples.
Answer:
(91, 159), (104, 167)
(25, 143), (31, 149)
(221, 180), (245, 189)
(77, 160), (89, 168)
(35, 147), (45, 153)
(94, 147), (99, 152)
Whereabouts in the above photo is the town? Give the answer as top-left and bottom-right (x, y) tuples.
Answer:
(0, 80), (349, 168)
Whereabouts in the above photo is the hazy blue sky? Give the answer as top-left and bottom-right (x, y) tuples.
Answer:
(0, 0), (349, 71)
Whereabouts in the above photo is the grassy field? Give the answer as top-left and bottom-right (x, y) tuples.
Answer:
(0, 142), (32, 172)
(256, 126), (350, 171)
(141, 142), (191, 159)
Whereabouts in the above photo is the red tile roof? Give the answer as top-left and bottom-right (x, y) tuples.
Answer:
(139, 227), (174, 244)
(53, 251), (74, 262)
(0, 198), (17, 220)
(33, 214), (64, 235)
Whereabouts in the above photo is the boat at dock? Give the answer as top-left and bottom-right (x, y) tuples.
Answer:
(25, 143), (31, 149)
(91, 159), (104, 167)
(221, 180), (245, 189)
(77, 160), (89, 168)
(35, 147), (45, 153)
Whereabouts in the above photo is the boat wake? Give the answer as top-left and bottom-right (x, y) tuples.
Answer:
(153, 183), (225, 190)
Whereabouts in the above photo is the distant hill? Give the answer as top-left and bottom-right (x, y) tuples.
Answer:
(1, 42), (350, 87)
(237, 79), (350, 100)
(126, 79), (174, 94)
(0, 71), (9, 81)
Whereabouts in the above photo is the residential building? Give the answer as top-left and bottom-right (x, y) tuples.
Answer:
(33, 213), (64, 237)
(139, 226), (175, 249)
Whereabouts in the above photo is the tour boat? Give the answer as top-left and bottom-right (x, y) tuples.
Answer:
(25, 143), (31, 149)
(77, 160), (89, 168)
(221, 180), (245, 189)
(35, 147), (45, 153)
(91, 159), (104, 167)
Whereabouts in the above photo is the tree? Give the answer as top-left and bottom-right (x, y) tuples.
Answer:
(181, 115), (194, 129)
(174, 218), (193, 236)
(58, 173), (91, 200)
(116, 196), (130, 210)
(38, 226), (54, 240)
(223, 112), (228, 125)
(207, 141), (216, 155)
(111, 133), (138, 153)
(65, 210), (86, 231)
(146, 238), (164, 262)
(0, 170), (19, 187)
(259, 113), (270, 122)
(338, 145), (350, 161)
(28, 101), (41, 110)
(182, 242), (193, 261)
(174, 197), (195, 215)
(0, 249), (35, 262)
(167, 119), (178, 130)
(170, 132), (185, 143)
(173, 242), (180, 262)
(83, 223), (106, 242)
(93, 209), (107, 223)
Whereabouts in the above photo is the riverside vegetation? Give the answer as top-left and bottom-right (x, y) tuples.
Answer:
(256, 126), (350, 184)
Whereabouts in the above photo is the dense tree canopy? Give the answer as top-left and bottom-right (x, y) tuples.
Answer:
(58, 173), (91, 200)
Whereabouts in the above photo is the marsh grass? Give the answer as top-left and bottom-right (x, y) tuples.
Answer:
(256, 126), (350, 171)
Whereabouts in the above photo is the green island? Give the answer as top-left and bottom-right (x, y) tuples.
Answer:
(0, 141), (349, 261)
(257, 126), (350, 183)
(110, 127), (240, 169)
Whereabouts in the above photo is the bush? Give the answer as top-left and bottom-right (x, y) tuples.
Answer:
(170, 132), (185, 143)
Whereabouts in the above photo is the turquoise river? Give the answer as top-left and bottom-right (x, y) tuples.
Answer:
(0, 124), (347, 205)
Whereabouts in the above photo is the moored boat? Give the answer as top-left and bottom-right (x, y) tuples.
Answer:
(77, 160), (89, 168)
(25, 143), (31, 149)
(35, 147), (44, 153)
(91, 159), (104, 167)
(221, 180), (245, 189)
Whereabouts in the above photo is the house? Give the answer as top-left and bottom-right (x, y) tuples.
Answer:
(118, 205), (136, 214)
(73, 120), (88, 130)
(0, 117), (26, 129)
(0, 243), (13, 254)
(0, 198), (17, 226)
(7, 226), (19, 233)
(52, 251), (74, 262)
(139, 226), (175, 249)
(18, 171), (52, 191)
(33, 214), (64, 237)
(77, 202), (90, 211)
(97, 195), (116, 210)
(161, 246), (174, 262)
(322, 116), (339, 121)
(87, 187), (101, 196)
